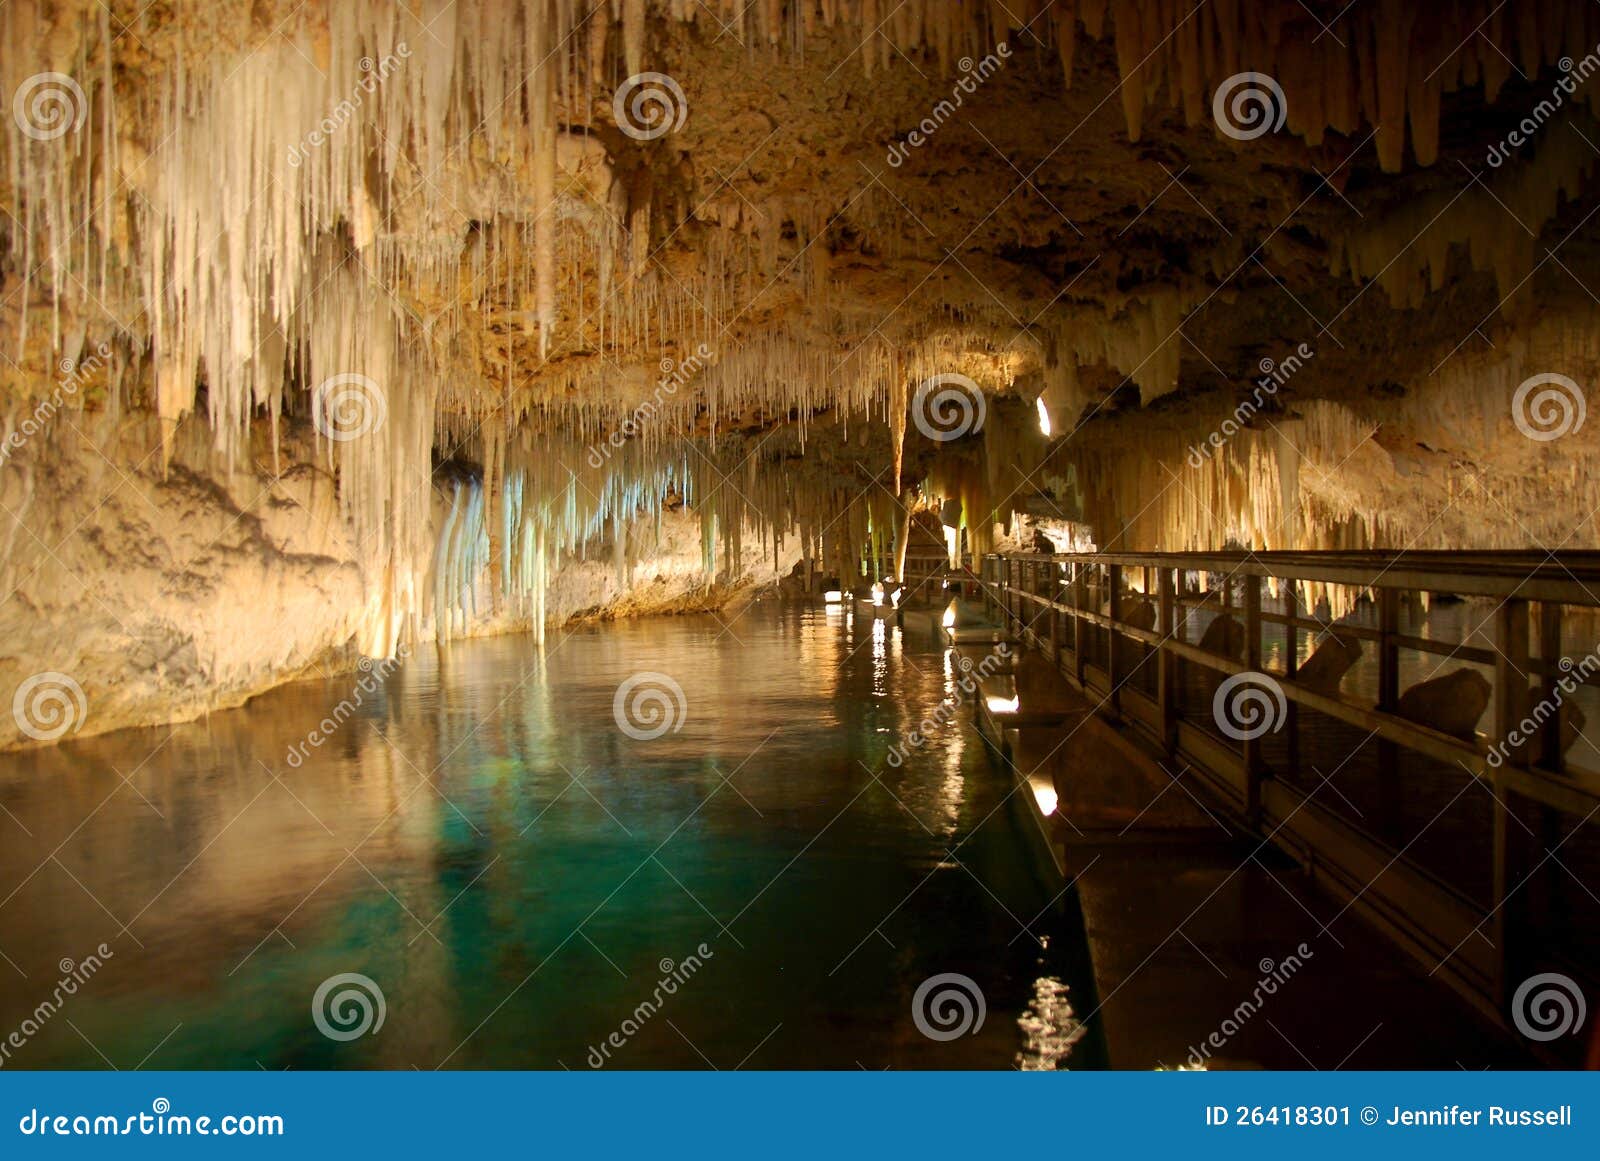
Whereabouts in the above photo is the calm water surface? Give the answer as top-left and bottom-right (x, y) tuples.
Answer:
(0, 605), (1101, 1069)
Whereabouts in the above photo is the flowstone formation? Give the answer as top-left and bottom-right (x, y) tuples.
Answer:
(3, 0), (1600, 741)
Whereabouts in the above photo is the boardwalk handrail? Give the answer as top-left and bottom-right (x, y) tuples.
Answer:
(978, 548), (1600, 1050)
(1022, 549), (1600, 604)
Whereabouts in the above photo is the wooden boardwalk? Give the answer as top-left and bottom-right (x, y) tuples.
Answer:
(979, 549), (1600, 1063)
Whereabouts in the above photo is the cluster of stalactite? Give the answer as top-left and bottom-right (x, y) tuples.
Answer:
(6, 0), (1600, 657)
(1057, 305), (1600, 559)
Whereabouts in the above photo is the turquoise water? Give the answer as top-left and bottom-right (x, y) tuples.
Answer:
(0, 605), (1102, 1069)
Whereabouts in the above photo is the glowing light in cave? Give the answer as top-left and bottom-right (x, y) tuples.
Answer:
(943, 524), (961, 566)
(1037, 396), (1052, 437)
(942, 603), (957, 629)
(824, 589), (843, 603)
(1028, 774), (1058, 816)
(985, 695), (1020, 714)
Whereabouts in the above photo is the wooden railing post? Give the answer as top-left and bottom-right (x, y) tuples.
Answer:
(1107, 564), (1123, 714)
(1158, 566), (1177, 755)
(1538, 602), (1563, 770)
(1376, 586), (1401, 842)
(1243, 574), (1263, 820)
(1285, 581), (1301, 782)
(1492, 598), (1531, 1009)
(1049, 561), (1061, 664)
(1072, 563), (1086, 687)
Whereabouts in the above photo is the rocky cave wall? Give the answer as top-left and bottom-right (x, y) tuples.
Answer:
(4, 0), (1600, 742)
(0, 405), (793, 748)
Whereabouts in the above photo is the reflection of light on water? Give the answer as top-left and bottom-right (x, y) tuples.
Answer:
(936, 761), (965, 837)
(1015, 974), (1087, 1070)
(871, 619), (888, 697)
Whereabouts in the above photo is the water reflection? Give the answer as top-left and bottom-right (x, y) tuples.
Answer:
(0, 606), (1102, 1069)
